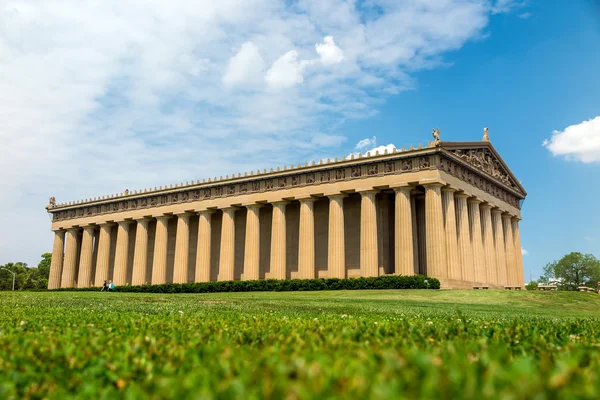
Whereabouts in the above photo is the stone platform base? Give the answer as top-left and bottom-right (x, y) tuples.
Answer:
(438, 278), (506, 290)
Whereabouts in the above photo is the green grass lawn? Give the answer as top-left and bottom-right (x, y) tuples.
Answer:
(1, 290), (600, 399)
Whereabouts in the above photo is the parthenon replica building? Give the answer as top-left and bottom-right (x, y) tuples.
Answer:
(46, 129), (526, 290)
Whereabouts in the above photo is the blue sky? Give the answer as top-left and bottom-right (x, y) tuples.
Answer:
(1, 0), (599, 280)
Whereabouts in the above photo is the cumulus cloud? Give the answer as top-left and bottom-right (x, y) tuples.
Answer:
(355, 136), (376, 149)
(346, 143), (396, 159)
(222, 42), (265, 87)
(0, 0), (523, 267)
(265, 50), (309, 89)
(543, 116), (600, 162)
(316, 36), (344, 65)
(521, 248), (528, 256)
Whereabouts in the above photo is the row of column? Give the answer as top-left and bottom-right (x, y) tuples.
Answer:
(48, 184), (524, 289)
(423, 183), (524, 287)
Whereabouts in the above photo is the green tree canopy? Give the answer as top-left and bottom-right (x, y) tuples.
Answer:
(540, 252), (600, 291)
(0, 253), (52, 290)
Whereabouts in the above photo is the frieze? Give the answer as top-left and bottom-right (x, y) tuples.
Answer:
(51, 152), (520, 222)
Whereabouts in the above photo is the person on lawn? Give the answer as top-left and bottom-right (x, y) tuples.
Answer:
(101, 280), (109, 292)
(108, 280), (115, 292)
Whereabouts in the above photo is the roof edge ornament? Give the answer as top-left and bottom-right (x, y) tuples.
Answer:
(482, 127), (490, 142)
(429, 128), (441, 147)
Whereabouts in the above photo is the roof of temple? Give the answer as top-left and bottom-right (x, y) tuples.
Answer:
(46, 137), (525, 212)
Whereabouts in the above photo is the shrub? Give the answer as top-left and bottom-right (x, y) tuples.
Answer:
(55, 275), (439, 293)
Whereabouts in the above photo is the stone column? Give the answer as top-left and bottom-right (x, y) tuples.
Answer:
(416, 196), (427, 275)
(94, 223), (113, 287)
(152, 216), (170, 285)
(48, 230), (65, 289)
(480, 205), (498, 285)
(270, 201), (288, 280)
(512, 218), (524, 287)
(77, 226), (95, 288)
(411, 194), (420, 274)
(360, 190), (379, 277)
(492, 209), (508, 286)
(173, 213), (191, 284)
(219, 207), (236, 281)
(60, 228), (79, 288)
(468, 198), (485, 283)
(297, 198), (316, 279)
(455, 194), (473, 282)
(393, 186), (414, 276)
(131, 218), (149, 286)
(328, 194), (346, 279)
(243, 204), (262, 281)
(442, 188), (460, 280)
(113, 221), (131, 286)
(503, 213), (516, 286)
(424, 183), (447, 279)
(195, 210), (213, 282)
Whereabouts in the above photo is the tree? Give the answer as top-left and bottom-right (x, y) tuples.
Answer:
(0, 253), (52, 290)
(540, 252), (600, 291)
(525, 281), (538, 291)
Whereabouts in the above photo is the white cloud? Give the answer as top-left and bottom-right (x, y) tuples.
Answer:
(316, 36), (344, 65)
(0, 0), (521, 267)
(518, 12), (532, 19)
(543, 116), (600, 163)
(265, 50), (308, 89)
(491, 0), (526, 14)
(346, 143), (396, 159)
(356, 136), (376, 149)
(521, 248), (528, 256)
(222, 42), (265, 87)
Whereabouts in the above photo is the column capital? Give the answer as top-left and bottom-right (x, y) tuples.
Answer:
(99, 221), (116, 227)
(174, 211), (192, 218)
(133, 216), (151, 222)
(480, 203), (493, 210)
(454, 192), (471, 199)
(242, 202), (264, 209)
(197, 209), (215, 216)
(66, 227), (80, 232)
(491, 207), (504, 215)
(51, 228), (66, 234)
(511, 215), (522, 222)
(82, 225), (96, 232)
(420, 179), (446, 188)
(392, 185), (413, 193)
(441, 186), (458, 193)
(325, 192), (348, 200)
(220, 206), (240, 212)
(296, 196), (317, 203)
(270, 200), (290, 206)
(356, 188), (379, 195)
(501, 211), (515, 219)
(467, 197), (483, 205)
(116, 219), (133, 226)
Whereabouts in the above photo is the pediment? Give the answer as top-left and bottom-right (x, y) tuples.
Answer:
(439, 142), (526, 197)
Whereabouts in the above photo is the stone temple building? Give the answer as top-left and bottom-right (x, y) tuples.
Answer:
(46, 129), (526, 290)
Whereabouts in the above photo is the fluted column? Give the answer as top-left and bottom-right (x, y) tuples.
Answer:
(328, 194), (346, 278)
(173, 213), (191, 284)
(219, 207), (236, 281)
(297, 198), (316, 279)
(243, 204), (262, 280)
(512, 218), (524, 287)
(269, 201), (288, 280)
(60, 228), (79, 288)
(492, 209), (508, 286)
(455, 194), (474, 282)
(424, 183), (447, 279)
(113, 221), (131, 286)
(394, 186), (414, 276)
(195, 210), (213, 282)
(360, 190), (379, 277)
(94, 223), (113, 286)
(503, 213), (516, 286)
(152, 216), (170, 285)
(131, 218), (149, 286)
(77, 226), (95, 288)
(48, 230), (65, 289)
(480, 205), (498, 285)
(416, 196), (427, 275)
(411, 194), (420, 274)
(442, 188), (460, 280)
(468, 198), (485, 283)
